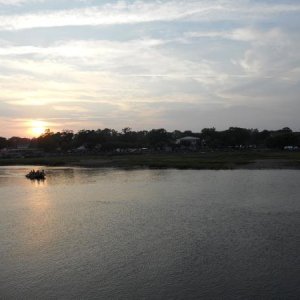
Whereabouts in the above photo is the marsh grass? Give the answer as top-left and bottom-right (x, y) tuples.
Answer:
(1, 151), (300, 169)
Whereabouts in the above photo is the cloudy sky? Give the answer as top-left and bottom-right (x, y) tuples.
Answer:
(0, 0), (299, 137)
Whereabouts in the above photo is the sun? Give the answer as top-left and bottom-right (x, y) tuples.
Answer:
(30, 120), (47, 137)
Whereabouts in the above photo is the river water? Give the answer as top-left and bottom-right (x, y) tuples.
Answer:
(1, 167), (299, 299)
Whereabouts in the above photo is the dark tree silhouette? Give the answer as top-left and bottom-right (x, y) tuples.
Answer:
(0, 137), (7, 149)
(1, 126), (298, 153)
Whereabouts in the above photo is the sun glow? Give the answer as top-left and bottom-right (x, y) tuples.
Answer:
(29, 120), (47, 137)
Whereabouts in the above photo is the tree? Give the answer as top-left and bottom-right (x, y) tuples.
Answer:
(224, 127), (251, 146)
(36, 129), (59, 152)
(280, 127), (292, 133)
(201, 128), (219, 148)
(60, 130), (74, 151)
(172, 130), (182, 139)
(148, 129), (170, 149)
(266, 132), (297, 148)
(122, 127), (132, 135)
(0, 137), (7, 149)
(7, 137), (31, 148)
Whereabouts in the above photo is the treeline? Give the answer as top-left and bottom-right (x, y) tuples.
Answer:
(0, 136), (31, 150)
(0, 127), (299, 152)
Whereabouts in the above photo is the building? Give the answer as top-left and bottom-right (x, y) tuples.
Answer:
(175, 136), (201, 151)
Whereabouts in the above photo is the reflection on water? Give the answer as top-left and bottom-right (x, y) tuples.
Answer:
(21, 186), (54, 256)
(0, 167), (300, 299)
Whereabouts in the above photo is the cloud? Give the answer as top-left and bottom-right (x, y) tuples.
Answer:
(187, 27), (300, 79)
(53, 105), (89, 112)
(0, 1), (299, 31)
(237, 29), (300, 78)
(185, 27), (283, 42)
(0, 0), (44, 5)
(0, 39), (226, 87)
(0, 1), (299, 135)
(0, 27), (298, 124)
(0, 38), (165, 58)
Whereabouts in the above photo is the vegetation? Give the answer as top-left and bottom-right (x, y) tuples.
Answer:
(0, 126), (299, 152)
(0, 127), (299, 169)
(0, 151), (300, 169)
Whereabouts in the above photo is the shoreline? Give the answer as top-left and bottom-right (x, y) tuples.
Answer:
(0, 151), (300, 170)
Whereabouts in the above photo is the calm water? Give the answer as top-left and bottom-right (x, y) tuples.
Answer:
(1, 167), (300, 299)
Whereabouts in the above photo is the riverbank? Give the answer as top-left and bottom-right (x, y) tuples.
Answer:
(1, 151), (300, 169)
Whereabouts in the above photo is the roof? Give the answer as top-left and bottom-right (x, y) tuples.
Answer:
(177, 136), (200, 141)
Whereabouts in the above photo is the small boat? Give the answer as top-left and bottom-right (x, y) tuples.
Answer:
(26, 170), (46, 180)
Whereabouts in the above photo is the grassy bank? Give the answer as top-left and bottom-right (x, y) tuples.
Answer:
(1, 151), (300, 169)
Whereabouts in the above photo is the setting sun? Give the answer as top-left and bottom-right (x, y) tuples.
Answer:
(29, 120), (47, 137)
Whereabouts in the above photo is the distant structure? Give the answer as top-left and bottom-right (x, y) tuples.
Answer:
(176, 136), (201, 151)
(0, 148), (43, 158)
(176, 136), (200, 144)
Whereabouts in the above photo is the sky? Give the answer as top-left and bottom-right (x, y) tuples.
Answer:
(0, 0), (299, 137)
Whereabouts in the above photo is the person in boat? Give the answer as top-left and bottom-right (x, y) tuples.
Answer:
(26, 169), (45, 179)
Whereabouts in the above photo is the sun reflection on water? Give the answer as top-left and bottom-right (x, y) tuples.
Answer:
(29, 178), (48, 188)
(21, 181), (55, 254)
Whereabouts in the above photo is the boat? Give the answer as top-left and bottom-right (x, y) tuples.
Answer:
(26, 170), (46, 180)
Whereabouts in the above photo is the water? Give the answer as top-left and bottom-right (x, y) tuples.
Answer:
(1, 167), (300, 299)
